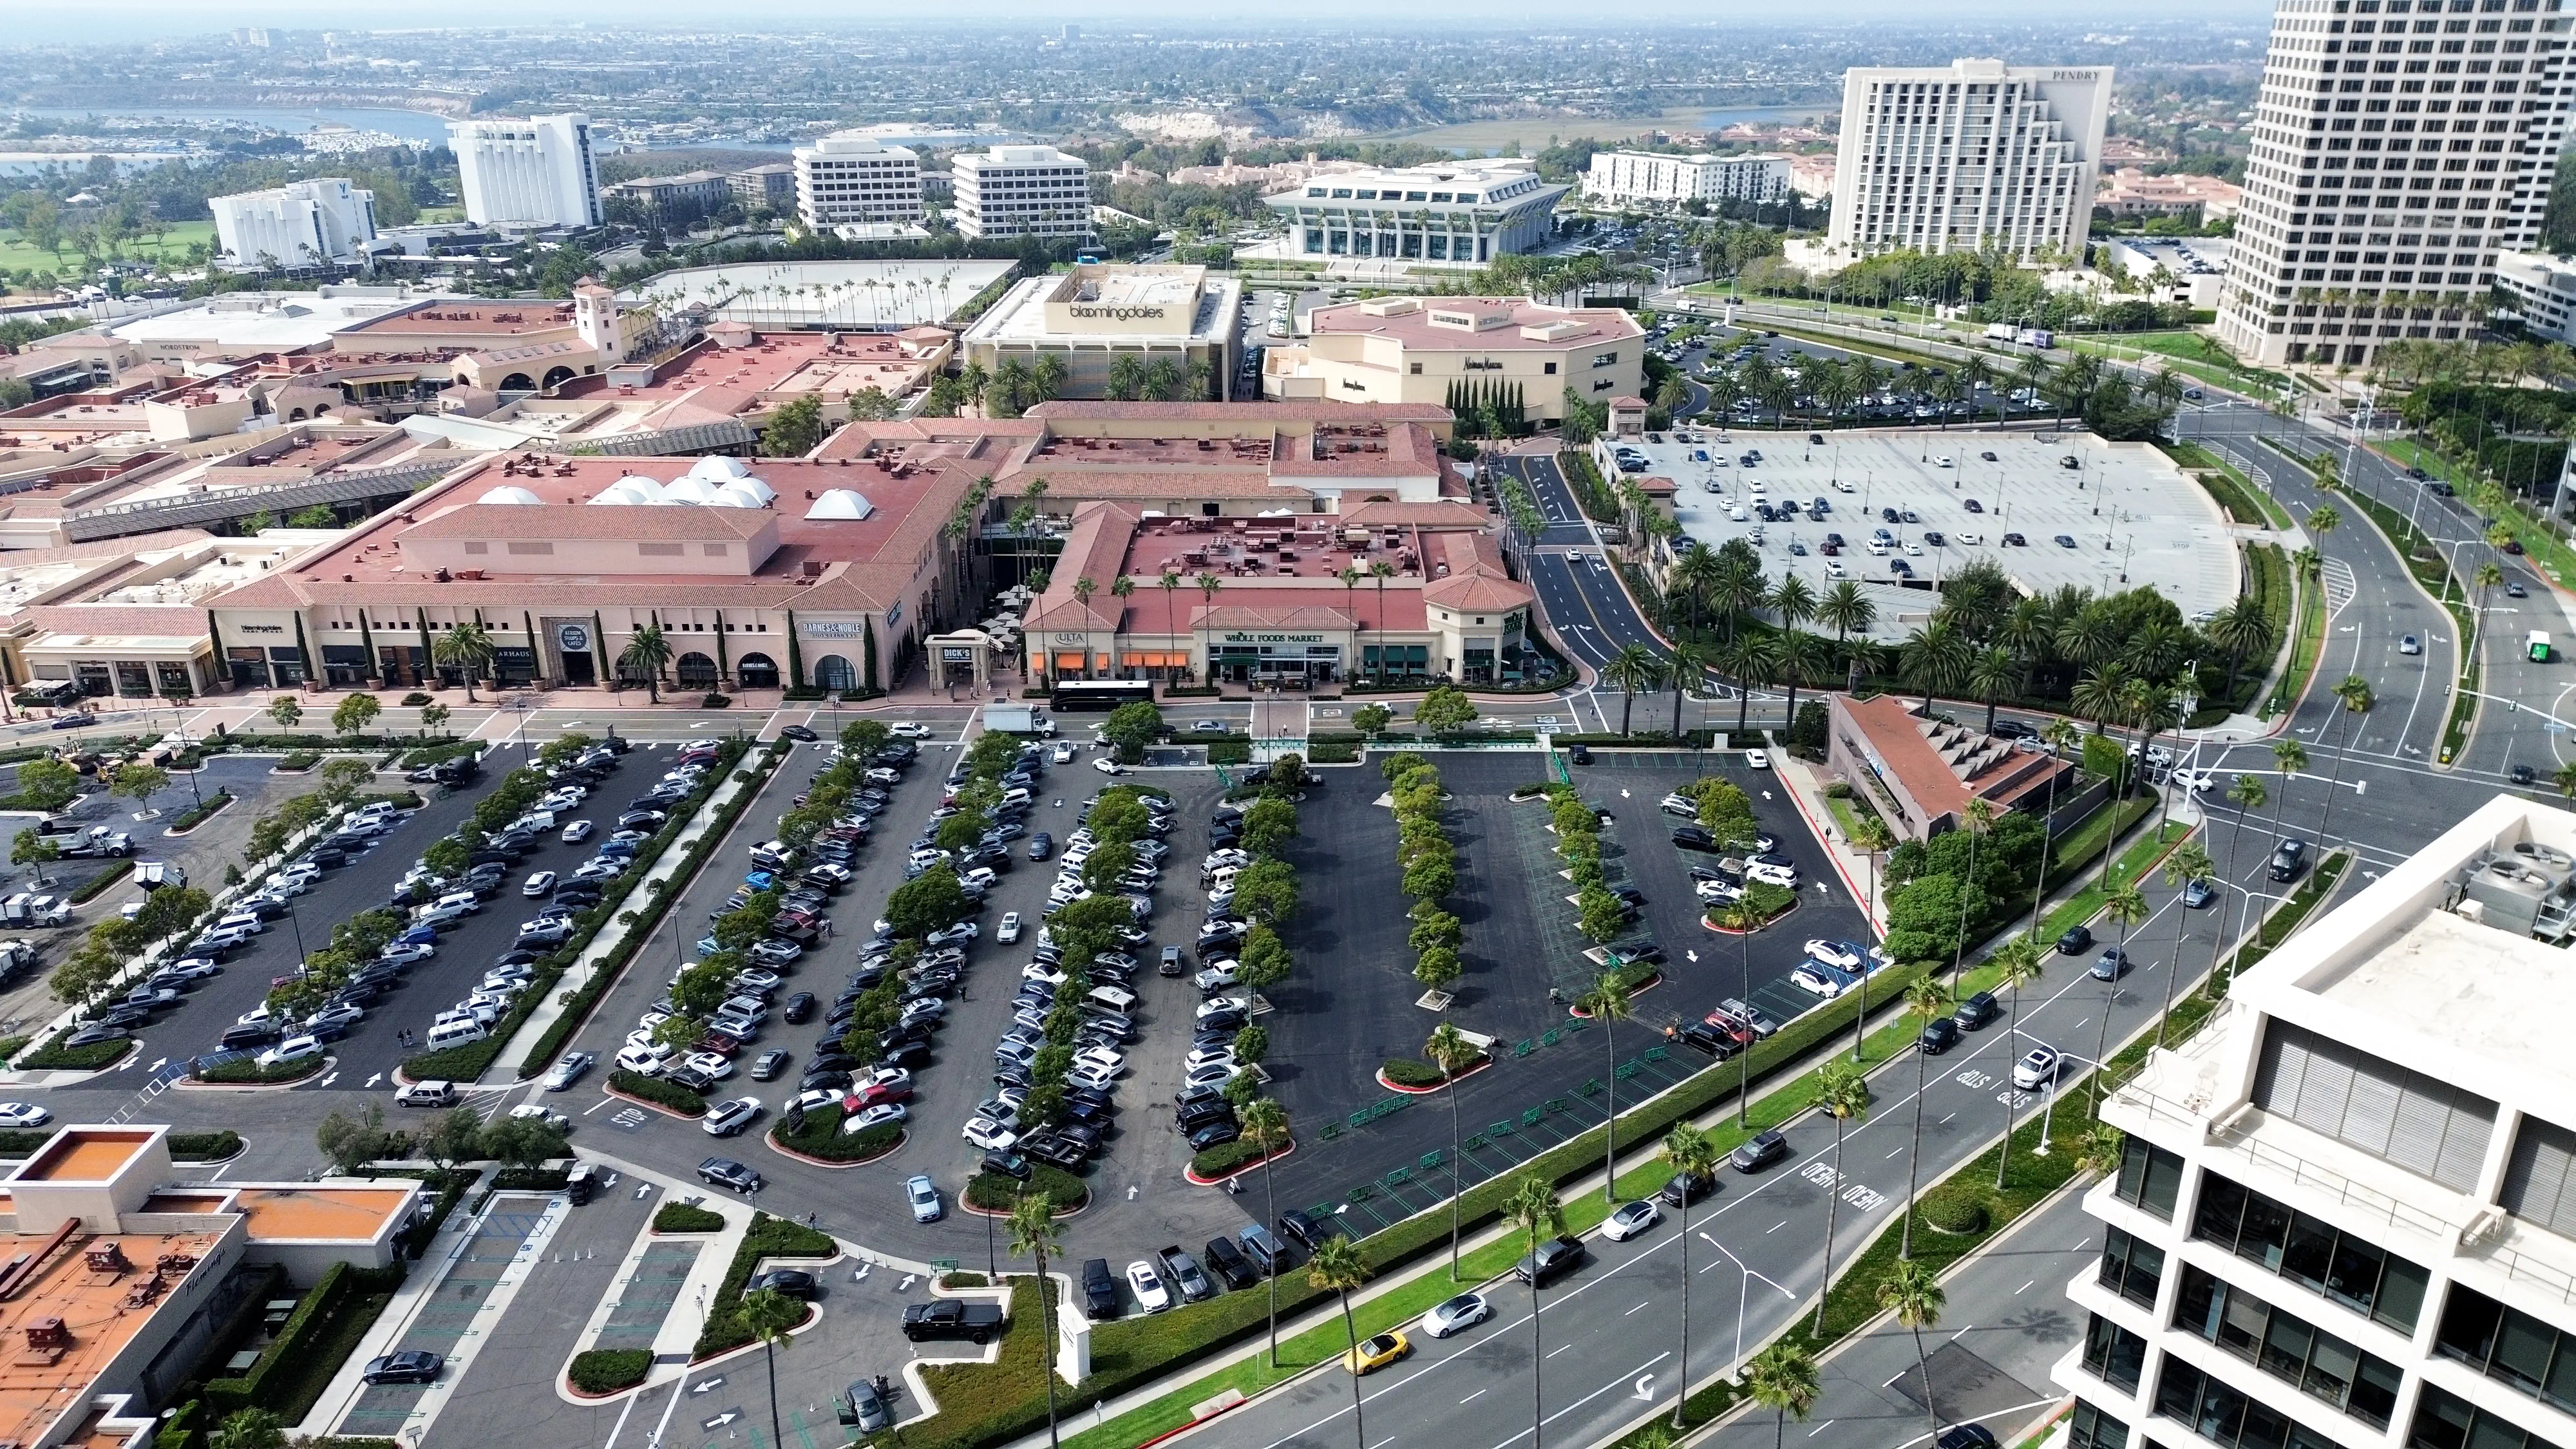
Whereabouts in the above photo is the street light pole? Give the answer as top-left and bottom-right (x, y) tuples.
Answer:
(1696, 1230), (1795, 1374)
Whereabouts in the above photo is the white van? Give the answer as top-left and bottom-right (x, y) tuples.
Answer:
(424, 1017), (488, 1050)
(1086, 983), (1139, 1014)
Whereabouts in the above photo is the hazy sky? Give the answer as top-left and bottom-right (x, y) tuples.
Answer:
(10, 0), (2273, 44)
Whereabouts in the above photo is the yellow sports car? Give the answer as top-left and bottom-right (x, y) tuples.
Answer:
(1345, 1331), (1411, 1375)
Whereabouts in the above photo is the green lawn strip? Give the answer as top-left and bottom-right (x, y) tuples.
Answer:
(2266, 560), (2329, 721)
(2370, 438), (2573, 588)
(1822, 793), (1877, 842)
(2039, 794), (2161, 895)
(2036, 817), (2192, 947)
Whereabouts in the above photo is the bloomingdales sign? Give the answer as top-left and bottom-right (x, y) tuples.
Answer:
(1066, 305), (1168, 321)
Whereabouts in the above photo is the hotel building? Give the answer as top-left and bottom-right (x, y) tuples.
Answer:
(2215, 0), (2573, 367)
(1263, 158), (1567, 265)
(2058, 793), (2576, 1449)
(209, 178), (377, 270)
(1827, 59), (2112, 260)
(448, 113), (602, 230)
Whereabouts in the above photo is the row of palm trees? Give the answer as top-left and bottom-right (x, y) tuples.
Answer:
(413, 620), (690, 701)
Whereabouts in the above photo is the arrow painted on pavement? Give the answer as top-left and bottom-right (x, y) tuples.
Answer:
(690, 1377), (724, 1396)
(896, 1273), (916, 1291)
(701, 1410), (739, 1431)
(853, 1262), (871, 1280)
(1685, 950), (1700, 963)
(1619, 788), (1631, 799)
(365, 1072), (383, 1088)
(1634, 1374), (1658, 1400)
(117, 1056), (140, 1070)
(317, 1072), (338, 1087)
(1126, 1185), (1139, 1200)
(147, 1057), (167, 1073)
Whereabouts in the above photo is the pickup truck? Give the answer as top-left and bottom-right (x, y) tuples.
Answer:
(51, 827), (133, 859)
(1155, 1245), (1216, 1303)
(902, 1300), (1006, 1343)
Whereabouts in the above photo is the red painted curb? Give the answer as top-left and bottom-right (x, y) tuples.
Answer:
(1185, 1138), (1295, 1186)
(1375, 1056), (1492, 1095)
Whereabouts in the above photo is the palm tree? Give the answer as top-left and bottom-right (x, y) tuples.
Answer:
(1504, 1175), (1567, 1448)
(1109, 576), (1135, 636)
(1425, 1024), (1479, 1280)
(2307, 502), (2341, 542)
(1771, 631), (1823, 743)
(1604, 643), (1662, 737)
(2094, 881), (2148, 1109)
(1900, 621), (1970, 713)
(1240, 1097), (1291, 1365)
(739, 1286), (806, 1449)
(431, 622), (495, 702)
(1160, 570), (1185, 679)
(1811, 1062), (1869, 1334)
(1368, 561), (1396, 681)
(2212, 774), (2268, 997)
(1669, 639), (1711, 738)
(1817, 580), (1876, 652)
(1897, 974), (1955, 1258)
(1195, 573), (1224, 677)
(1660, 1123), (1721, 1430)
(1770, 573), (1817, 637)
(1672, 544), (1725, 636)
(1878, 1257), (1949, 1449)
(2069, 663), (2132, 740)
(2157, 840), (2214, 1047)
(1745, 1341), (1823, 1449)
(2270, 734), (2307, 855)
(2320, 674), (2373, 849)
(1580, 970), (1636, 1201)
(2557, 760), (2576, 800)
(1967, 645), (2017, 736)
(1850, 815), (1895, 949)
(1722, 632), (1777, 739)
(2206, 599), (2277, 704)
(619, 623), (672, 703)
(1006, 1193), (1066, 1449)
(209, 1408), (286, 1449)
(1988, 933), (2047, 1189)
(1307, 1237), (1374, 1449)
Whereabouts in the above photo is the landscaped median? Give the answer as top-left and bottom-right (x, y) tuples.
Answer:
(690, 1215), (836, 1359)
(766, 1103), (904, 1167)
(607, 1068), (706, 1119)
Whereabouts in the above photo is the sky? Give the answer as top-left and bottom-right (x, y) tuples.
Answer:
(10, 0), (2275, 43)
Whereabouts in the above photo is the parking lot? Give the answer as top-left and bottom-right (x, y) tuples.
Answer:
(1613, 430), (2238, 643)
(1249, 750), (1874, 1236)
(45, 737), (692, 1092)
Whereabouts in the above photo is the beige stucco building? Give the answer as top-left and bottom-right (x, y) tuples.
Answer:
(1262, 296), (1644, 421)
(958, 264), (1242, 402)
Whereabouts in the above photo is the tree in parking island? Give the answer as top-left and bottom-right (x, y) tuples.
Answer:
(1099, 700), (1162, 763)
(331, 692), (380, 738)
(884, 866), (969, 938)
(13, 758), (78, 816)
(1410, 685), (1478, 739)
(1425, 1023), (1478, 1280)
(1745, 1340), (1822, 1449)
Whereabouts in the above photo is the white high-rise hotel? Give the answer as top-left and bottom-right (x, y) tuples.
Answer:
(448, 113), (602, 230)
(1828, 59), (2112, 260)
(2058, 793), (2576, 1449)
(2217, 0), (2573, 367)
(209, 178), (376, 269)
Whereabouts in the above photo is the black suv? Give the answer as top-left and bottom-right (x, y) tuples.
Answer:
(1953, 991), (2001, 1030)
(1671, 825), (1721, 853)
(2268, 838), (2307, 882)
(1730, 1129), (1790, 1173)
(1080, 1258), (1119, 1318)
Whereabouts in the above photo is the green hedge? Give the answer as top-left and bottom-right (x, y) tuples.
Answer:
(493, 1166), (570, 1191)
(377, 1167), (479, 1258)
(166, 789), (234, 833)
(1381, 1057), (1447, 1087)
(204, 1260), (408, 1423)
(909, 1279), (1059, 1449)
(569, 1348), (653, 1395)
(68, 857), (135, 903)
(692, 1215), (837, 1356)
(398, 741), (480, 769)
(170, 1130), (243, 1161)
(963, 1165), (1088, 1213)
(510, 740), (785, 1080)
(1308, 742), (1358, 764)
(1206, 740), (1252, 764)
(1187, 1135), (1283, 1180)
(196, 1055), (327, 1084)
(17, 1032), (135, 1070)
(654, 1201), (724, 1233)
(610, 1069), (706, 1115)
(769, 1104), (902, 1161)
(1917, 1179), (1994, 1234)
(278, 750), (322, 771)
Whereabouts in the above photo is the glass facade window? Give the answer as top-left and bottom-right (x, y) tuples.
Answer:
(2154, 1359), (2349, 1449)
(2086, 1313), (2151, 1394)
(2409, 1383), (2567, 1449)
(2101, 1226), (2168, 1308)
(2434, 1281), (2576, 1416)
(2117, 1137), (2186, 1220)
(2071, 1400), (2131, 1449)
(2172, 1264), (2402, 1428)
(2192, 1170), (2431, 1333)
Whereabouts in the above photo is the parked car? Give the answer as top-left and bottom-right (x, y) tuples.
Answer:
(2012, 1045), (2063, 1090)
(1513, 1235), (1586, 1286)
(1732, 1129), (1790, 1173)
